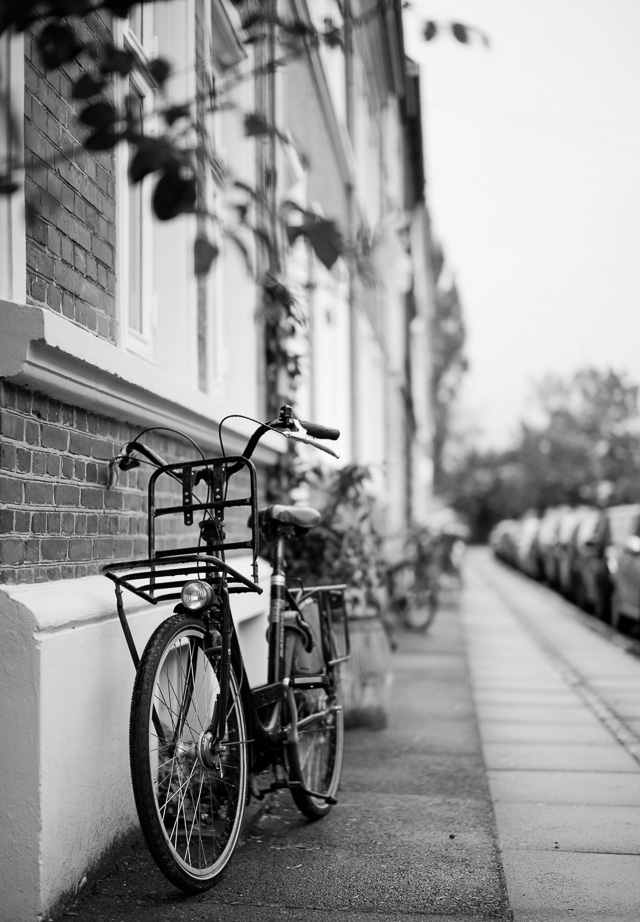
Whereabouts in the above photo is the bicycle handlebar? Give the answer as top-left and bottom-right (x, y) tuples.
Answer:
(297, 419), (340, 441)
(107, 405), (340, 488)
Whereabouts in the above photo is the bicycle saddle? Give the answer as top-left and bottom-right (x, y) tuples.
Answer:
(258, 504), (321, 529)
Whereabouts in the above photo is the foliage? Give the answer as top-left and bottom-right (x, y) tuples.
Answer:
(267, 453), (386, 614)
(430, 242), (468, 492)
(441, 367), (640, 541)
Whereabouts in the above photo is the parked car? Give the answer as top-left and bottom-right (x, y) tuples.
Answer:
(555, 506), (597, 599)
(516, 514), (542, 577)
(605, 504), (640, 631)
(574, 503), (640, 623)
(490, 519), (520, 566)
(535, 506), (571, 586)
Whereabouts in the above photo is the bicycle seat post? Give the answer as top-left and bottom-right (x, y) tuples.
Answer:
(268, 531), (287, 685)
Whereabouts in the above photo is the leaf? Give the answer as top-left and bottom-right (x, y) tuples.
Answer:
(78, 101), (118, 129)
(49, 0), (92, 15)
(194, 234), (220, 276)
(423, 21), (437, 41)
(37, 23), (83, 69)
(0, 0), (40, 34)
(290, 217), (344, 270)
(0, 174), (19, 195)
(223, 228), (254, 275)
(244, 112), (271, 138)
(323, 24), (343, 49)
(72, 73), (107, 100)
(163, 104), (191, 127)
(128, 139), (176, 183)
(102, 0), (139, 17)
(148, 57), (172, 86)
(100, 45), (135, 76)
(451, 23), (469, 43)
(84, 130), (123, 151)
(152, 166), (197, 221)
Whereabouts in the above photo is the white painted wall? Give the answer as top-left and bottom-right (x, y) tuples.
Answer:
(0, 555), (271, 921)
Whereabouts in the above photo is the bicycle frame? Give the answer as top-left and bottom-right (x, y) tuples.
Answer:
(103, 451), (350, 790)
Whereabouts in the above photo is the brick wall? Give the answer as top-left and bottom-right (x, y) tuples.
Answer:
(0, 382), (188, 584)
(24, 12), (117, 343)
(0, 381), (262, 585)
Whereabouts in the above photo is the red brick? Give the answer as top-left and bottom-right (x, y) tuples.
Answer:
(0, 443), (17, 470)
(1, 538), (26, 565)
(94, 536), (114, 558)
(41, 424), (69, 450)
(55, 484), (80, 506)
(31, 512), (48, 534)
(80, 487), (103, 509)
(1, 411), (25, 442)
(31, 451), (47, 475)
(0, 510), (14, 533)
(16, 449), (31, 473)
(69, 432), (92, 455)
(25, 420), (40, 445)
(46, 454), (61, 477)
(46, 513), (61, 534)
(0, 476), (23, 504)
(25, 481), (54, 505)
(69, 538), (92, 561)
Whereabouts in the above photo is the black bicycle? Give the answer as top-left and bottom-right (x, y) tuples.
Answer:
(103, 405), (350, 892)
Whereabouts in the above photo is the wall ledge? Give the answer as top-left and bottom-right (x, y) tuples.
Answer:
(0, 299), (283, 459)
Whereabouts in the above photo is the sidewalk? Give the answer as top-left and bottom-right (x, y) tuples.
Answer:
(464, 549), (640, 921)
(60, 548), (640, 921)
(62, 555), (510, 922)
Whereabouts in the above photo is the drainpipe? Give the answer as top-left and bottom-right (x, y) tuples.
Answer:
(344, 0), (359, 463)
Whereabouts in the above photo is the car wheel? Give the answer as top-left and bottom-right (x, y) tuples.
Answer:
(594, 582), (611, 622)
(610, 586), (623, 632)
(574, 576), (587, 611)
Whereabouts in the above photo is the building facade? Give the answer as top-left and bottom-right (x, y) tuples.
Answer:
(0, 1), (434, 917)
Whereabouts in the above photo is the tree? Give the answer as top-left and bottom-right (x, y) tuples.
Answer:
(441, 366), (640, 540)
(429, 241), (468, 493)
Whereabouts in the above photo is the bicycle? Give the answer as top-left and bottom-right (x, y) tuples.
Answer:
(103, 405), (350, 893)
(386, 529), (440, 633)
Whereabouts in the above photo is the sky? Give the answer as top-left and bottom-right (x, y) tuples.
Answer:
(403, 0), (640, 449)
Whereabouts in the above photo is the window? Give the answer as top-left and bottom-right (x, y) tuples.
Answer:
(0, 31), (25, 302)
(117, 5), (157, 357)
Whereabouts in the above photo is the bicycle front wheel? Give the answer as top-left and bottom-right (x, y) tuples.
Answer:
(130, 614), (248, 892)
(286, 668), (344, 820)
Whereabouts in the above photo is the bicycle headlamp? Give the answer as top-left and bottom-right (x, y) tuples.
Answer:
(181, 580), (214, 611)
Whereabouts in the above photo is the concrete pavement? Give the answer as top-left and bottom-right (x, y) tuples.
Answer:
(59, 548), (640, 921)
(465, 549), (640, 921)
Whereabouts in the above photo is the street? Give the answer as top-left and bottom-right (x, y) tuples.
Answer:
(64, 548), (640, 921)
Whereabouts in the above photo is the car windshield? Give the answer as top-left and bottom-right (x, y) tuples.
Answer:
(576, 511), (599, 544)
(608, 510), (639, 545)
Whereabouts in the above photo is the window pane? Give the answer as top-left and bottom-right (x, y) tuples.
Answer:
(128, 90), (144, 333)
(129, 4), (143, 42)
(0, 33), (12, 298)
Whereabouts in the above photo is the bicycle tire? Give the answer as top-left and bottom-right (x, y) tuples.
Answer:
(403, 583), (439, 632)
(130, 614), (248, 892)
(286, 664), (344, 820)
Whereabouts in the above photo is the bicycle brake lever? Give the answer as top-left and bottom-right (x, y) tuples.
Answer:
(282, 431), (340, 459)
(107, 456), (120, 490)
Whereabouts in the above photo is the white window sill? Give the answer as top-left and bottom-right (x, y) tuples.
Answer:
(0, 299), (281, 459)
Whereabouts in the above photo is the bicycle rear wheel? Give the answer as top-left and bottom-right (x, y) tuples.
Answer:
(403, 581), (438, 631)
(286, 669), (344, 820)
(130, 614), (248, 892)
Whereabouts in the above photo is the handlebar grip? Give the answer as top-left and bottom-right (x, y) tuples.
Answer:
(298, 419), (340, 441)
(122, 441), (167, 468)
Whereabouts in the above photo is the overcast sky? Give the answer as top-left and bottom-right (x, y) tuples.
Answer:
(403, 0), (640, 448)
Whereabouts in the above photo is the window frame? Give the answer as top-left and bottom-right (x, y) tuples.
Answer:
(0, 30), (26, 304)
(116, 9), (158, 359)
